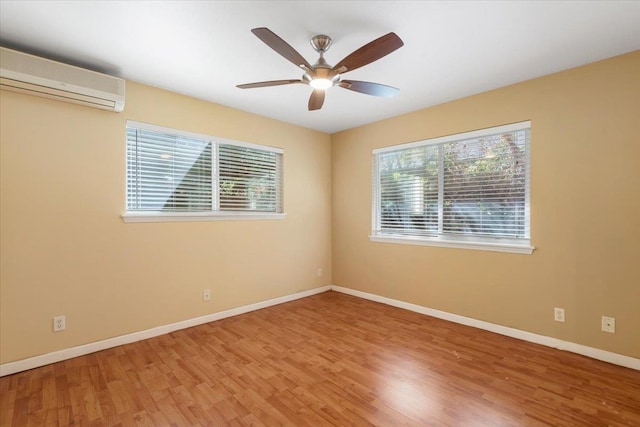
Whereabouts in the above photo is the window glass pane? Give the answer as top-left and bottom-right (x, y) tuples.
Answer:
(126, 128), (212, 212)
(378, 145), (439, 236)
(218, 144), (280, 212)
(443, 130), (527, 238)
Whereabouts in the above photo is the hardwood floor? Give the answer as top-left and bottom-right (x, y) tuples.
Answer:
(1, 291), (639, 426)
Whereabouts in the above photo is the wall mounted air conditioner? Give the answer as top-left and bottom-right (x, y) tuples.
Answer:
(0, 47), (125, 112)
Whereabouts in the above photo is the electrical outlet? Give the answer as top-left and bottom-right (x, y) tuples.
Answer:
(53, 316), (66, 332)
(203, 289), (211, 302)
(602, 316), (615, 333)
(554, 307), (565, 322)
(317, 268), (323, 277)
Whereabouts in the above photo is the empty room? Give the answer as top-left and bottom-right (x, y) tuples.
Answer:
(1, 1), (639, 425)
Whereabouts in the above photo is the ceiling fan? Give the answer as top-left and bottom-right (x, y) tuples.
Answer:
(237, 27), (404, 111)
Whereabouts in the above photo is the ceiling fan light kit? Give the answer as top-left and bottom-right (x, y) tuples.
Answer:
(237, 27), (404, 111)
(309, 78), (333, 90)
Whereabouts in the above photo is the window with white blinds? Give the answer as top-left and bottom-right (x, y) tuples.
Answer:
(124, 121), (283, 222)
(372, 121), (533, 254)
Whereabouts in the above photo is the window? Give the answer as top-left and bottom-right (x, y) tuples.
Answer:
(123, 121), (284, 222)
(371, 121), (532, 254)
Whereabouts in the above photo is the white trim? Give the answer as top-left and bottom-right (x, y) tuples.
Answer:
(4, 284), (637, 377)
(0, 286), (330, 377)
(370, 235), (534, 254)
(373, 120), (531, 154)
(330, 286), (640, 371)
(121, 212), (286, 223)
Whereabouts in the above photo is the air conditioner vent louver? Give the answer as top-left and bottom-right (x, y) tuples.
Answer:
(0, 47), (125, 112)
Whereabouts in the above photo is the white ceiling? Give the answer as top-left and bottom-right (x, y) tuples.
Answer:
(1, 1), (639, 134)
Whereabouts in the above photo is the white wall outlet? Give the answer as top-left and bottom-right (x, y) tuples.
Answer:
(53, 315), (66, 332)
(203, 289), (211, 302)
(554, 307), (565, 322)
(602, 316), (615, 333)
(317, 268), (323, 277)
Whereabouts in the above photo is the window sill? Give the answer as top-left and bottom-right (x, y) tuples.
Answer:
(369, 235), (534, 254)
(122, 212), (286, 223)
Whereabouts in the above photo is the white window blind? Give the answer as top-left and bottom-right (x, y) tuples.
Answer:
(219, 143), (282, 212)
(125, 121), (283, 221)
(126, 127), (213, 212)
(372, 121), (532, 253)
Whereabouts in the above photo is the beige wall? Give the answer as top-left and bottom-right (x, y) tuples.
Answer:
(0, 82), (332, 364)
(332, 51), (640, 358)
(2, 52), (638, 366)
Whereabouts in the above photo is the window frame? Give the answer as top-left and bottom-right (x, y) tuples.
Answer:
(371, 121), (534, 254)
(122, 121), (285, 223)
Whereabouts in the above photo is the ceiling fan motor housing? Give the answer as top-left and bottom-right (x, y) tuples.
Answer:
(310, 35), (332, 54)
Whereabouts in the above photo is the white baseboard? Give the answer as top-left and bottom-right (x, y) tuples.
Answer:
(3, 284), (637, 376)
(0, 286), (331, 377)
(331, 285), (640, 371)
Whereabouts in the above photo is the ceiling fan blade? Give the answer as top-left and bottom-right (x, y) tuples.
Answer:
(237, 79), (304, 89)
(339, 80), (399, 97)
(308, 89), (325, 111)
(333, 32), (404, 74)
(251, 27), (312, 70)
